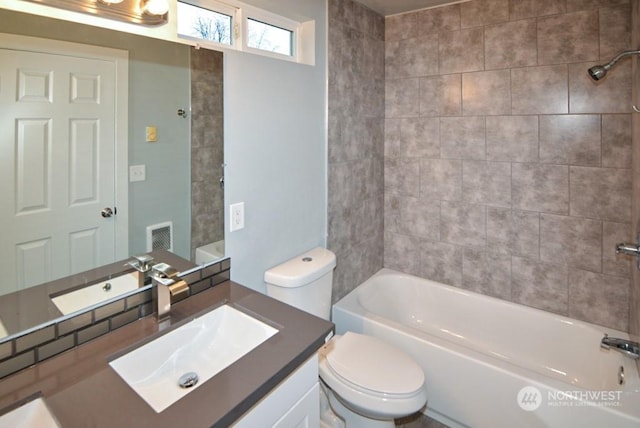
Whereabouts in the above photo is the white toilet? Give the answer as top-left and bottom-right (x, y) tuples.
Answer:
(264, 247), (427, 428)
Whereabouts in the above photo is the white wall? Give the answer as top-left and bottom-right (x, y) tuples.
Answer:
(224, 0), (328, 291)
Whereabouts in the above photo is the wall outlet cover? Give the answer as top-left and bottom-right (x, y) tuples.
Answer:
(129, 164), (146, 182)
(230, 202), (245, 232)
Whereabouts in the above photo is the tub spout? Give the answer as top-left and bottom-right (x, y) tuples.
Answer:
(600, 334), (640, 359)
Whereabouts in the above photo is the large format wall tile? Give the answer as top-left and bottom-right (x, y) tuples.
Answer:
(418, 3), (461, 35)
(386, 36), (438, 78)
(328, 0), (384, 302)
(484, 19), (537, 70)
(487, 208), (540, 258)
(511, 65), (569, 114)
(540, 213), (602, 272)
(420, 74), (462, 117)
(512, 163), (569, 214)
(462, 160), (511, 207)
(537, 11), (599, 64)
(511, 257), (569, 314)
(460, 0), (510, 28)
(440, 116), (486, 159)
(378, 0), (632, 331)
(462, 248), (512, 299)
(569, 61), (632, 113)
(386, 78), (420, 117)
(602, 114), (632, 168)
(539, 115), (601, 166)
(569, 166), (631, 223)
(486, 115), (539, 162)
(569, 269), (629, 331)
(462, 69), (511, 115)
(420, 158), (463, 201)
(440, 201), (487, 247)
(438, 28), (485, 74)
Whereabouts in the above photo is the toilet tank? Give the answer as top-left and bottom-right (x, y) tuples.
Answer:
(264, 247), (336, 320)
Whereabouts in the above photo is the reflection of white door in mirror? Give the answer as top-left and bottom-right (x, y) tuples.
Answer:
(0, 35), (129, 296)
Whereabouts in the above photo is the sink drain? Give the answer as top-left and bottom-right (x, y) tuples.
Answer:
(178, 372), (199, 389)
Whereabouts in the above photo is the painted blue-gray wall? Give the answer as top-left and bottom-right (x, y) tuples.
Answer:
(127, 44), (191, 260)
(224, 0), (328, 291)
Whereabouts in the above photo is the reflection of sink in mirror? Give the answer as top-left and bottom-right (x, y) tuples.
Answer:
(51, 272), (139, 316)
(0, 397), (60, 428)
(195, 240), (225, 265)
(0, 318), (7, 338)
(109, 304), (278, 413)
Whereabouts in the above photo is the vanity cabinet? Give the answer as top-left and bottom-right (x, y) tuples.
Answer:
(233, 354), (319, 428)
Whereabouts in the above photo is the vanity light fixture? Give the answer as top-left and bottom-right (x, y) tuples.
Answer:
(21, 0), (168, 26)
(140, 0), (169, 16)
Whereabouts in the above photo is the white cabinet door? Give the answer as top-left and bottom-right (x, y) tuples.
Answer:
(273, 383), (319, 428)
(233, 354), (319, 428)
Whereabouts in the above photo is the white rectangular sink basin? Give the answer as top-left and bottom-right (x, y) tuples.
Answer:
(0, 398), (60, 428)
(51, 272), (139, 315)
(109, 304), (278, 413)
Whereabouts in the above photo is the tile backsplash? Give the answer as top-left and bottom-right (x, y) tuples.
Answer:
(383, 0), (633, 331)
(0, 259), (230, 380)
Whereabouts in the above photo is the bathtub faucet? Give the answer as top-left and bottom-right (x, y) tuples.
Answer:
(600, 334), (640, 359)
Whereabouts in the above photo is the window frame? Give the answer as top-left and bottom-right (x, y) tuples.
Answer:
(241, 8), (299, 62)
(176, 0), (239, 51)
(175, 0), (305, 64)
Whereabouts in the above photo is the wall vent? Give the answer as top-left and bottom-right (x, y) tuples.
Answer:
(146, 221), (173, 252)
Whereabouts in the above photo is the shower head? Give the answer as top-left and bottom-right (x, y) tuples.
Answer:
(587, 64), (608, 81)
(588, 49), (640, 81)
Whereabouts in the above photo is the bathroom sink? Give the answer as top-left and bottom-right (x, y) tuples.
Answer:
(51, 272), (140, 315)
(0, 397), (60, 428)
(109, 304), (278, 413)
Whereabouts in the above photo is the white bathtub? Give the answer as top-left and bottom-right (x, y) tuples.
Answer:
(332, 268), (640, 428)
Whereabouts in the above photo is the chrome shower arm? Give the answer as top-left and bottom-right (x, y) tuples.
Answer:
(603, 49), (640, 70)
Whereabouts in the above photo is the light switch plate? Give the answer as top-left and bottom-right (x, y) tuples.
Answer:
(145, 126), (157, 142)
(130, 165), (146, 182)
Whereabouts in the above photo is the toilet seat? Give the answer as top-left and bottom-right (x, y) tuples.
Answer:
(319, 332), (427, 420)
(324, 332), (424, 396)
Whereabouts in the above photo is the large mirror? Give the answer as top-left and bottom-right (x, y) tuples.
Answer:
(0, 7), (224, 339)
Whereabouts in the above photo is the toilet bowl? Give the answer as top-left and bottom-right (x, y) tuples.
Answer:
(264, 247), (427, 427)
(319, 332), (427, 427)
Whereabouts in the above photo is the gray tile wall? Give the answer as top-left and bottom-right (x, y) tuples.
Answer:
(631, 0), (639, 372)
(190, 48), (224, 260)
(384, 0), (633, 331)
(327, 0), (385, 302)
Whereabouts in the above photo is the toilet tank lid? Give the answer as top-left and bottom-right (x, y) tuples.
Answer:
(264, 247), (336, 288)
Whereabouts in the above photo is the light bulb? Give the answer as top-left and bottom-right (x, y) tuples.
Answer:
(140, 0), (168, 15)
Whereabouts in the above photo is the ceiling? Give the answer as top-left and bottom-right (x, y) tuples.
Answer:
(356, 0), (463, 16)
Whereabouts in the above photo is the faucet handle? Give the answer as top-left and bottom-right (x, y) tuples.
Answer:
(128, 254), (155, 272)
(151, 262), (178, 279)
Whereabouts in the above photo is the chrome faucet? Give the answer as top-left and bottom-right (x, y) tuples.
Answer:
(601, 334), (640, 359)
(127, 254), (155, 286)
(151, 263), (189, 323)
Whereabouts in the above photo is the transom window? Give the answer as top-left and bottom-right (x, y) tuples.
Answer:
(176, 0), (306, 63)
(177, 1), (235, 46)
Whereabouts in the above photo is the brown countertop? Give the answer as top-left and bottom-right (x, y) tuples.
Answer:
(0, 281), (334, 427)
